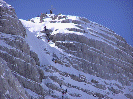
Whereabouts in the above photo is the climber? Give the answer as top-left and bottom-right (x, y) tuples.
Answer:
(44, 26), (47, 31)
(49, 5), (55, 14)
(48, 38), (50, 42)
(54, 60), (57, 63)
(50, 10), (52, 14)
(44, 26), (49, 32)
(60, 83), (62, 88)
(62, 91), (65, 99)
(52, 58), (55, 61)
(62, 95), (63, 99)
(52, 58), (57, 63)
(46, 33), (50, 38)
(65, 89), (67, 93)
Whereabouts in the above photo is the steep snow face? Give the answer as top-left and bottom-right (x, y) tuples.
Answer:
(20, 14), (133, 99)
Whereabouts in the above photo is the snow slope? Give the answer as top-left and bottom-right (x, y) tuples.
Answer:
(20, 14), (83, 66)
(20, 14), (133, 99)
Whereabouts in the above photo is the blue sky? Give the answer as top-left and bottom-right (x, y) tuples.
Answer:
(5, 0), (133, 47)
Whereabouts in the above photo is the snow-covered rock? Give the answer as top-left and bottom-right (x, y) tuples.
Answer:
(0, 0), (133, 99)
(20, 13), (133, 98)
(0, 1), (45, 98)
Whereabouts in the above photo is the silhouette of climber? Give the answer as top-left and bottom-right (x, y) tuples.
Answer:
(44, 26), (49, 32)
(65, 89), (67, 93)
(50, 10), (52, 14)
(52, 58), (54, 61)
(48, 38), (50, 42)
(44, 26), (47, 31)
(62, 95), (63, 99)
(60, 84), (62, 88)
(60, 83), (62, 88)
(62, 91), (65, 99)
(44, 26), (50, 42)
(54, 60), (57, 63)
(49, 5), (56, 14)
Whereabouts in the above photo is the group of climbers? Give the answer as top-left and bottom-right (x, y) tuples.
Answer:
(52, 58), (57, 63)
(52, 53), (59, 63)
(60, 83), (67, 99)
(39, 6), (56, 42)
(62, 89), (67, 99)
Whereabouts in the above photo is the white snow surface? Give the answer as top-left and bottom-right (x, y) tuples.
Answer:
(20, 14), (132, 99)
(20, 15), (83, 66)
(0, 0), (12, 8)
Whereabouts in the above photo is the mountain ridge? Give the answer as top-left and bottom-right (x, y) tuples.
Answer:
(0, 0), (133, 99)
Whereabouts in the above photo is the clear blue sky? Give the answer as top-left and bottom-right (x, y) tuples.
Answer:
(5, 0), (133, 47)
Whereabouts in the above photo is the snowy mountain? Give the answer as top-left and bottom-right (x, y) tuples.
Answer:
(0, 0), (133, 99)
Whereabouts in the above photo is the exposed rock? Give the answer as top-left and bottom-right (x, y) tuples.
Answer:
(40, 13), (47, 22)
(51, 32), (133, 86)
(108, 87), (121, 94)
(58, 15), (67, 20)
(93, 92), (104, 98)
(79, 17), (90, 23)
(30, 51), (40, 66)
(61, 19), (72, 23)
(0, 58), (30, 99)
(125, 94), (133, 99)
(0, 2), (26, 37)
(0, 1), (45, 98)
(91, 79), (99, 83)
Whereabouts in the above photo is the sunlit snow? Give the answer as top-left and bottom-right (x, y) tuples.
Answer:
(19, 14), (132, 99)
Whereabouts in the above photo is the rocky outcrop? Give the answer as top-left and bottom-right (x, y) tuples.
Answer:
(40, 13), (47, 22)
(47, 15), (133, 98)
(0, 58), (30, 99)
(30, 51), (40, 66)
(0, 1), (26, 37)
(50, 21), (133, 86)
(32, 13), (133, 98)
(0, 1), (45, 98)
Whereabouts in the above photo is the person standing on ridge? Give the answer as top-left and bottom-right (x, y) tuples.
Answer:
(48, 5), (56, 14)
(44, 26), (47, 31)
(50, 10), (52, 14)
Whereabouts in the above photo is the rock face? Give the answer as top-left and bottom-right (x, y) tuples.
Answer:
(47, 15), (133, 98)
(53, 27), (133, 86)
(0, 1), (26, 37)
(50, 14), (133, 84)
(0, 58), (30, 99)
(0, 0), (133, 99)
(0, 1), (45, 99)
